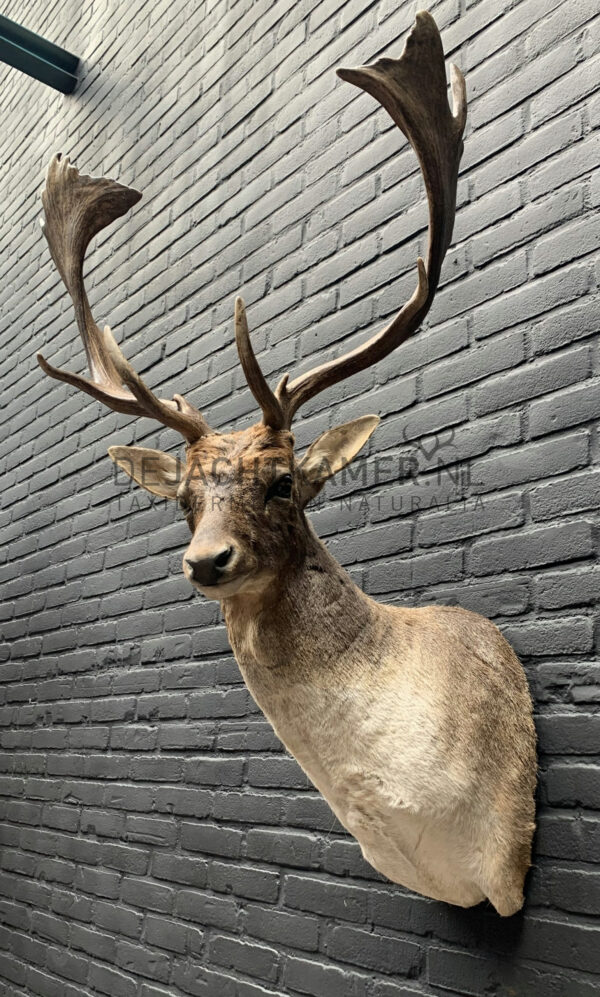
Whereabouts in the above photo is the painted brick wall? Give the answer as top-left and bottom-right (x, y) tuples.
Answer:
(0, 0), (599, 994)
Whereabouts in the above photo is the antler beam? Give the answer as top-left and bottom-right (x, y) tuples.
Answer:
(38, 154), (211, 443)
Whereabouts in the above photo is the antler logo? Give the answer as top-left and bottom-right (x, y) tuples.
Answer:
(401, 427), (457, 463)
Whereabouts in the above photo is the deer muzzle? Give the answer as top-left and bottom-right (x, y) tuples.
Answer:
(184, 543), (236, 588)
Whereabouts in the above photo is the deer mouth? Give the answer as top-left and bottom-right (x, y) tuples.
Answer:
(190, 572), (251, 599)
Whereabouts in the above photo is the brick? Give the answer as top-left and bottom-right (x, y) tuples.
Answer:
(176, 891), (238, 931)
(151, 853), (208, 888)
(529, 130), (600, 203)
(534, 662), (600, 706)
(536, 813), (600, 864)
(145, 914), (202, 954)
(213, 791), (283, 825)
(532, 297), (599, 356)
(427, 946), (598, 997)
(75, 867), (120, 900)
(184, 757), (245, 786)
(530, 52), (600, 127)
(530, 469), (600, 521)
(245, 905), (320, 952)
(545, 763), (600, 808)
(502, 617), (594, 657)
(189, 689), (250, 718)
(471, 184), (584, 268)
(284, 956), (368, 997)
(71, 924), (116, 961)
(246, 829), (320, 869)
(471, 431), (590, 493)
(532, 865), (600, 917)
(80, 809), (125, 838)
(327, 924), (422, 975)
(424, 577), (531, 619)
(102, 843), (150, 876)
(46, 946), (88, 984)
(469, 522), (593, 575)
(536, 566), (600, 609)
(181, 822), (244, 858)
(422, 329), (525, 399)
(89, 965), (138, 997)
(120, 878), (175, 913)
(374, 983), (433, 997)
(153, 785), (212, 818)
(284, 875), (368, 922)
(209, 935), (279, 982)
(368, 548), (463, 595)
(472, 264), (591, 340)
(469, 35), (580, 132)
(517, 915), (600, 976)
(416, 492), (523, 547)
(31, 912), (68, 945)
(529, 378), (600, 438)
(94, 901), (143, 940)
(116, 940), (171, 984)
(247, 756), (310, 789)
(472, 345), (590, 417)
(533, 215), (600, 276)
(209, 861), (280, 903)
(537, 712), (600, 756)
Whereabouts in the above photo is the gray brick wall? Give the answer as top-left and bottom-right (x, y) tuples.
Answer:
(0, 0), (598, 993)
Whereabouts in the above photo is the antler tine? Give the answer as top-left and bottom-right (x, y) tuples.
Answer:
(270, 10), (466, 429)
(38, 154), (211, 443)
(234, 297), (285, 430)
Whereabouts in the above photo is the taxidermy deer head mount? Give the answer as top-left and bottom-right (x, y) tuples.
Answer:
(38, 12), (536, 916)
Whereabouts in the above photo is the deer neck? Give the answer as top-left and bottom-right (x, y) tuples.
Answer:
(221, 521), (379, 686)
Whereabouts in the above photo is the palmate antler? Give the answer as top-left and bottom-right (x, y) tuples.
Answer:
(38, 155), (211, 442)
(238, 10), (467, 430)
(38, 12), (465, 439)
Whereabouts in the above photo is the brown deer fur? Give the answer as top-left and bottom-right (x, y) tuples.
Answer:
(108, 424), (536, 916)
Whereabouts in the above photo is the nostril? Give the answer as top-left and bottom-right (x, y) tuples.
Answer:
(214, 546), (234, 569)
(184, 547), (234, 586)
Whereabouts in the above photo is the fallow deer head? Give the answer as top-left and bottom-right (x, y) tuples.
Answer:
(38, 11), (466, 600)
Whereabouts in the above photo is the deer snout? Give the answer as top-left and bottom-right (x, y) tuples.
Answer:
(184, 545), (235, 587)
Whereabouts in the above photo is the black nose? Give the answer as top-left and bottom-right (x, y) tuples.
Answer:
(185, 546), (234, 586)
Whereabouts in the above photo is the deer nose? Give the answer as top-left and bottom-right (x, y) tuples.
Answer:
(185, 546), (234, 587)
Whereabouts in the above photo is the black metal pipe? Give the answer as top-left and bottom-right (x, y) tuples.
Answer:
(0, 15), (79, 94)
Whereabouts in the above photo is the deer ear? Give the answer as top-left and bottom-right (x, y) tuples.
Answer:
(298, 415), (380, 503)
(108, 446), (185, 499)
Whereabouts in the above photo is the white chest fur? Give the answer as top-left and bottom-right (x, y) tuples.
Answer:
(223, 558), (535, 916)
(231, 616), (485, 908)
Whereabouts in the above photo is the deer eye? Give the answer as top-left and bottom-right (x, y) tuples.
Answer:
(179, 497), (192, 517)
(266, 474), (293, 503)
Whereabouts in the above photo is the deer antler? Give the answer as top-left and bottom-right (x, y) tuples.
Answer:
(239, 10), (466, 430)
(38, 154), (211, 443)
(39, 12), (464, 441)
(234, 296), (285, 430)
